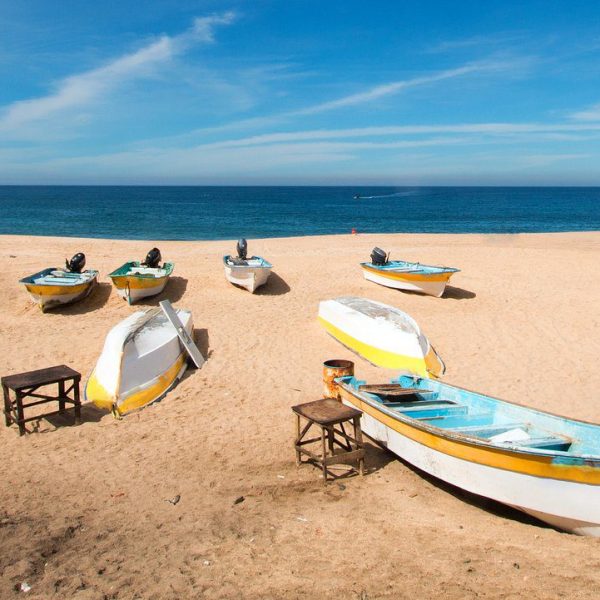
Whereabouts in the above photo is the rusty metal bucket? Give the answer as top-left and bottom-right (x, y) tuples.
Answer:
(323, 359), (354, 399)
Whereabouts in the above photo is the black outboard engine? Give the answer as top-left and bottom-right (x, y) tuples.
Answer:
(236, 238), (248, 260)
(65, 252), (86, 273)
(370, 247), (388, 266)
(142, 247), (161, 268)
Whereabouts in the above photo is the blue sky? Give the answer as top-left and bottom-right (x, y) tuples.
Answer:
(2, 1), (600, 185)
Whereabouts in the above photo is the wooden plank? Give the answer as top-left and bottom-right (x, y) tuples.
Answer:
(359, 383), (429, 397)
(159, 300), (205, 368)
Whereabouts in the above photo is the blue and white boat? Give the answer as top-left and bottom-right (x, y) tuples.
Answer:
(223, 238), (272, 293)
(335, 373), (600, 536)
(361, 247), (459, 297)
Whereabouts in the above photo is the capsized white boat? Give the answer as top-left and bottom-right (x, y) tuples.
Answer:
(361, 247), (460, 297)
(85, 305), (193, 416)
(223, 238), (272, 293)
(318, 296), (444, 377)
(335, 373), (600, 536)
(19, 253), (98, 312)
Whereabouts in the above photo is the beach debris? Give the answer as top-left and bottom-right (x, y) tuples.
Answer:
(277, 475), (285, 479)
(513, 562), (520, 569)
(296, 516), (308, 523)
(165, 494), (181, 505)
(20, 582), (31, 593)
(338, 483), (346, 491)
(9, 255), (16, 258)
(203, 560), (211, 566)
(292, 388), (302, 392)
(233, 496), (245, 505)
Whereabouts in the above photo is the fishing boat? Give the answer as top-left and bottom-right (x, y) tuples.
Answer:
(318, 296), (444, 377)
(85, 304), (193, 416)
(19, 253), (98, 312)
(223, 238), (272, 293)
(361, 247), (459, 297)
(109, 247), (173, 304)
(335, 373), (600, 536)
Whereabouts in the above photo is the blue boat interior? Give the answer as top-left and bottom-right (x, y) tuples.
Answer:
(336, 375), (600, 458)
(19, 267), (96, 286)
(223, 255), (272, 268)
(360, 260), (459, 275)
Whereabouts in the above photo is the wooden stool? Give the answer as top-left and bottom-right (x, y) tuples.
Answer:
(2, 365), (82, 435)
(292, 398), (365, 484)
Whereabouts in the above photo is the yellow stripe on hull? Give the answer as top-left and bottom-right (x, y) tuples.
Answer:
(86, 353), (187, 416)
(24, 281), (92, 296)
(318, 316), (440, 376)
(361, 265), (454, 282)
(110, 275), (169, 290)
(338, 386), (600, 484)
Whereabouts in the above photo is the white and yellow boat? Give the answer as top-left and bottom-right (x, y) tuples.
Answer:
(318, 296), (444, 377)
(361, 247), (459, 297)
(20, 253), (98, 312)
(85, 306), (193, 416)
(336, 374), (600, 536)
(109, 248), (173, 304)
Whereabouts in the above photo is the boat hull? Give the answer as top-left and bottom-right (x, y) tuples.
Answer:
(223, 256), (272, 293)
(337, 383), (600, 536)
(318, 297), (444, 376)
(361, 267), (449, 297)
(20, 269), (98, 312)
(109, 261), (173, 304)
(85, 308), (192, 416)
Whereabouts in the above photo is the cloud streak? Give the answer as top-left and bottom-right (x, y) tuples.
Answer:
(0, 12), (236, 134)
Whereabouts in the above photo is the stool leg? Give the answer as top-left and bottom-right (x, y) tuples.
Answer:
(16, 392), (25, 436)
(74, 378), (81, 425)
(295, 414), (301, 466)
(58, 380), (66, 414)
(321, 425), (328, 485)
(354, 416), (364, 476)
(2, 384), (12, 427)
(327, 425), (335, 455)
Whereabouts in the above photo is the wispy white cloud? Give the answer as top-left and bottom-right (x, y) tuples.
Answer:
(290, 59), (523, 115)
(570, 102), (600, 121)
(0, 12), (236, 135)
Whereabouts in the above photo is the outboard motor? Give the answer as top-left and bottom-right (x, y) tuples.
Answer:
(236, 238), (248, 260)
(65, 252), (86, 273)
(142, 247), (162, 268)
(370, 247), (388, 266)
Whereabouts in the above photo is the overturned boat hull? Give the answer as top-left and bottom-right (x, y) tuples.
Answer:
(335, 375), (600, 536)
(85, 307), (193, 416)
(20, 268), (98, 312)
(318, 296), (444, 377)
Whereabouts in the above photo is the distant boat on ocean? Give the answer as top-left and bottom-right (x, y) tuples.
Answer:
(19, 252), (98, 312)
(335, 373), (600, 536)
(361, 247), (459, 297)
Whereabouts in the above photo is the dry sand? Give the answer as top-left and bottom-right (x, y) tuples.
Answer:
(1, 231), (600, 599)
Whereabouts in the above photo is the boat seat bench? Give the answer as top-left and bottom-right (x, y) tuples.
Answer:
(499, 436), (572, 451)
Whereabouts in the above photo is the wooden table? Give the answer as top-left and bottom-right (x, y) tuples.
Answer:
(2, 365), (81, 435)
(292, 398), (365, 484)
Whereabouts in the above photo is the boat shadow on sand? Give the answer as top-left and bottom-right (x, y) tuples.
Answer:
(442, 285), (476, 300)
(255, 272), (290, 296)
(47, 281), (113, 315)
(135, 276), (188, 306)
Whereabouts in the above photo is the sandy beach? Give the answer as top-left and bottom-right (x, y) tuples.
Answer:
(1, 231), (600, 599)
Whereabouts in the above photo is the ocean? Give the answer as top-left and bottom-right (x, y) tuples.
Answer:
(0, 186), (599, 240)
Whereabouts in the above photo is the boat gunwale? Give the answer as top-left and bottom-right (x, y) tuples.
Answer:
(335, 377), (600, 464)
(359, 261), (460, 275)
(19, 267), (99, 286)
(108, 261), (174, 279)
(223, 255), (273, 269)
